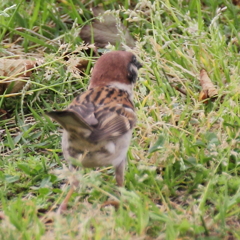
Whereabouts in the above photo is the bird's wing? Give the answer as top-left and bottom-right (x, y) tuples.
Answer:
(89, 103), (136, 142)
(46, 91), (97, 138)
(46, 86), (136, 142)
(45, 109), (94, 139)
(46, 110), (90, 129)
(85, 86), (136, 142)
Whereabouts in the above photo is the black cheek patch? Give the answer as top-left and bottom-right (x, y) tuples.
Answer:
(127, 63), (138, 83)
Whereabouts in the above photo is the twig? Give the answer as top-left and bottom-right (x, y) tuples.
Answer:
(161, 68), (187, 95)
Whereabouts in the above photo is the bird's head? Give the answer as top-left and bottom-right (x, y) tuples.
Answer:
(89, 51), (142, 95)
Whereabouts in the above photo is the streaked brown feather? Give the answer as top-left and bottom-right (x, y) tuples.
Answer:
(46, 110), (92, 130)
(48, 86), (136, 142)
(89, 112), (130, 142)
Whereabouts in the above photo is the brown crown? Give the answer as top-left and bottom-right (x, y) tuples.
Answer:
(89, 51), (141, 88)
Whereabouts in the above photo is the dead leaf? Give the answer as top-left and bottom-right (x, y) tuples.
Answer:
(0, 58), (36, 95)
(0, 109), (10, 120)
(62, 45), (98, 75)
(198, 69), (218, 102)
(232, 0), (240, 6)
(80, 7), (135, 48)
(0, 212), (5, 220)
(198, 90), (208, 102)
(74, 59), (89, 74)
(101, 200), (120, 210)
(64, 55), (89, 76)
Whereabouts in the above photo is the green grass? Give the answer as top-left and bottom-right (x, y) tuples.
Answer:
(1, 0), (240, 239)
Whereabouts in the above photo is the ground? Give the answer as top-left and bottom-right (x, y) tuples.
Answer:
(0, 1), (240, 239)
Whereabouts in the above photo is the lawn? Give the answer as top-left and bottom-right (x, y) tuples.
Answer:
(0, 0), (240, 239)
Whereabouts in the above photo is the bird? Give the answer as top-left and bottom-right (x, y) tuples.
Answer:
(46, 50), (142, 212)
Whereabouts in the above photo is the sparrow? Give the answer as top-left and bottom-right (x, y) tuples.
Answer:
(46, 50), (142, 211)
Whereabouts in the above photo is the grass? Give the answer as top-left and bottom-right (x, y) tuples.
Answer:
(0, 0), (240, 239)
